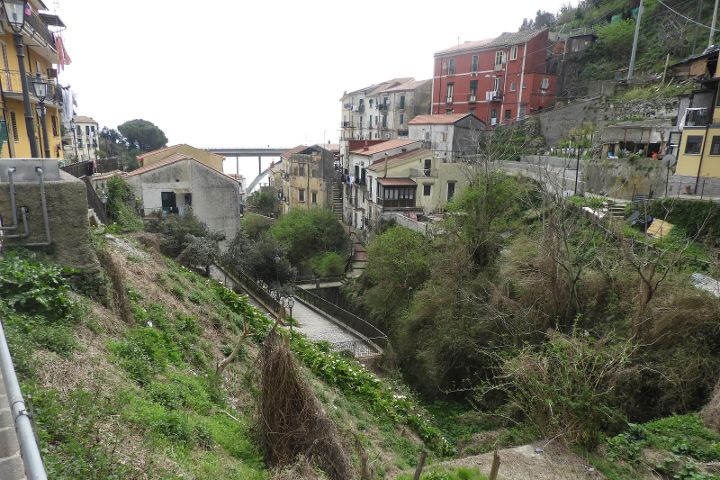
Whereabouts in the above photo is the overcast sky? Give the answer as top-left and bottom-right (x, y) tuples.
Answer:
(55, 0), (573, 178)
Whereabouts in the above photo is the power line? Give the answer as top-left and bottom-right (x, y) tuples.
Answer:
(656, 0), (713, 29)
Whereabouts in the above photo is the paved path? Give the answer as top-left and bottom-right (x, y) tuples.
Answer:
(210, 266), (358, 345)
(0, 368), (26, 480)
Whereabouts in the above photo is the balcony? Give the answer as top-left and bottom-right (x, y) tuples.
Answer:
(376, 197), (416, 209)
(26, 12), (56, 50)
(468, 93), (477, 103)
(0, 70), (63, 106)
(485, 90), (503, 102)
(341, 121), (353, 128)
(446, 97), (453, 104)
(398, 129), (409, 137)
(684, 108), (711, 127)
(356, 104), (365, 113)
(410, 168), (437, 178)
(378, 103), (389, 112)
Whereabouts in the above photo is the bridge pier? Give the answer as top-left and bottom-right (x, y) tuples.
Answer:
(258, 156), (262, 175)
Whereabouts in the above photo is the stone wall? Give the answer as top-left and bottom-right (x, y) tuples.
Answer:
(582, 158), (668, 199)
(0, 170), (97, 269)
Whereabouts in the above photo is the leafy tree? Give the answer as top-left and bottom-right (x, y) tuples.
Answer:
(247, 190), (280, 217)
(97, 127), (128, 159)
(241, 213), (275, 241)
(148, 212), (210, 258)
(118, 119), (168, 153)
(106, 176), (143, 231)
(271, 209), (348, 266)
(176, 232), (224, 277)
(244, 233), (295, 286)
(596, 19), (635, 58)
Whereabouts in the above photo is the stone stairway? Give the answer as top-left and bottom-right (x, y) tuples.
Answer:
(606, 200), (626, 219)
(0, 369), (26, 480)
(331, 184), (343, 220)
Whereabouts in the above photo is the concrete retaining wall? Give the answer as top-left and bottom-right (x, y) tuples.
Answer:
(0, 170), (97, 269)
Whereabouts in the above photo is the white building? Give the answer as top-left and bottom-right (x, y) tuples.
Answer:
(343, 138), (422, 229)
(125, 153), (242, 247)
(64, 115), (99, 162)
(408, 113), (487, 162)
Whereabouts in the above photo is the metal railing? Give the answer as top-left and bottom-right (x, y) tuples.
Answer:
(0, 316), (48, 480)
(330, 339), (383, 358)
(25, 11), (55, 48)
(221, 266), (281, 314)
(61, 158), (120, 178)
(409, 168), (437, 178)
(294, 287), (388, 349)
(0, 70), (62, 105)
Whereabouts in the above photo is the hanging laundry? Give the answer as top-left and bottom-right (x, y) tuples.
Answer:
(54, 34), (72, 71)
(23, 2), (31, 17)
(60, 87), (74, 129)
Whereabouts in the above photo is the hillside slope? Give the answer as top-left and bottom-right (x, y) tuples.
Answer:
(0, 231), (445, 479)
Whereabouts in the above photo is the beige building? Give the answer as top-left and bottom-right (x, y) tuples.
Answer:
(64, 115), (99, 162)
(275, 145), (336, 213)
(137, 144), (225, 172)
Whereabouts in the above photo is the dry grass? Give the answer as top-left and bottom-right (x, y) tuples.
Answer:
(258, 330), (355, 480)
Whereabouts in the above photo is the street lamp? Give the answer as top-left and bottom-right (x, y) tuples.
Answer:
(32, 73), (50, 158)
(281, 295), (295, 335)
(2, 0), (39, 157)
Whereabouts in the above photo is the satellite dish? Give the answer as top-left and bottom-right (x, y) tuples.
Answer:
(661, 154), (677, 169)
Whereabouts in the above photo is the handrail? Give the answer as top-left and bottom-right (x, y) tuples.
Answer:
(294, 287), (388, 349)
(0, 316), (47, 480)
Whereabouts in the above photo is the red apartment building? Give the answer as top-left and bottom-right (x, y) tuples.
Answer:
(432, 29), (557, 126)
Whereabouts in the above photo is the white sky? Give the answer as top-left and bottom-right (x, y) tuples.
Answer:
(54, 0), (573, 180)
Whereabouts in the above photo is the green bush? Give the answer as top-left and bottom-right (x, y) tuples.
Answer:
(310, 251), (346, 277)
(271, 208), (349, 265)
(648, 198), (720, 240)
(106, 176), (143, 231)
(396, 468), (487, 480)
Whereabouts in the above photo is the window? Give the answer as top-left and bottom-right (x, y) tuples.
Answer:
(399, 95), (405, 109)
(469, 80), (478, 96)
(423, 158), (432, 176)
(522, 81), (527, 89)
(448, 58), (456, 75)
(400, 113), (404, 124)
(494, 50), (506, 67)
(510, 45), (518, 60)
(490, 108), (497, 120)
(447, 182), (456, 201)
(423, 184), (431, 196)
(382, 116), (387, 128)
(51, 115), (58, 136)
(369, 99), (373, 108)
(711, 136), (720, 155)
(493, 77), (500, 92)
(510, 82), (516, 92)
(425, 132), (430, 141)
(504, 109), (512, 120)
(76, 125), (81, 136)
(298, 163), (305, 176)
(519, 105), (527, 118)
(9, 111), (17, 141)
(311, 191), (317, 204)
(446, 83), (454, 102)
(446, 108), (453, 114)
(299, 188), (305, 202)
(375, 115), (378, 125)
(541, 77), (550, 89)
(685, 135), (703, 154)
(85, 125), (90, 135)
(471, 55), (479, 72)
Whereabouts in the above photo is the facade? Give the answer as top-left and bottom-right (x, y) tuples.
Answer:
(408, 113), (486, 162)
(339, 77), (431, 159)
(0, 1), (66, 159)
(432, 29), (557, 126)
(343, 138), (423, 229)
(275, 145), (335, 213)
(64, 115), (98, 161)
(365, 148), (467, 230)
(126, 153), (242, 247)
(137, 144), (225, 172)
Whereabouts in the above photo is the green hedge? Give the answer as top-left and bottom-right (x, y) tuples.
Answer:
(647, 199), (720, 240)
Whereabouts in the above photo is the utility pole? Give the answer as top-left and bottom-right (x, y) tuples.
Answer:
(628, 0), (644, 81)
(710, 0), (719, 48)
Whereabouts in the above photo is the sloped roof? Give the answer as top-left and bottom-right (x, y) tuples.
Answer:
(350, 139), (420, 156)
(368, 148), (432, 173)
(281, 145), (310, 160)
(435, 29), (546, 56)
(127, 153), (191, 177)
(73, 115), (97, 124)
(384, 78), (431, 93)
(343, 77), (415, 98)
(377, 178), (417, 186)
(409, 113), (480, 125)
(136, 144), (225, 162)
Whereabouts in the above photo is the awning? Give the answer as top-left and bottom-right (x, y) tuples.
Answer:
(39, 13), (66, 28)
(377, 177), (416, 187)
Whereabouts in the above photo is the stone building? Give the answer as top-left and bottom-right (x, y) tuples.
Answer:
(408, 113), (486, 162)
(274, 145), (336, 213)
(137, 144), (225, 172)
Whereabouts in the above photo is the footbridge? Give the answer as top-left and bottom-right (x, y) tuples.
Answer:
(210, 266), (386, 360)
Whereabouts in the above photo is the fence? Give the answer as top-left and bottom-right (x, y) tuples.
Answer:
(294, 287), (388, 350)
(60, 158), (120, 178)
(219, 266), (281, 314)
(82, 176), (108, 224)
(330, 339), (383, 358)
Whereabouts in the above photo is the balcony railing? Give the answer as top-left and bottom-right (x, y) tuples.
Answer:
(378, 103), (389, 112)
(377, 198), (416, 208)
(684, 108), (711, 127)
(410, 168), (437, 178)
(468, 93), (477, 102)
(485, 90), (503, 101)
(26, 12), (56, 48)
(0, 70), (62, 105)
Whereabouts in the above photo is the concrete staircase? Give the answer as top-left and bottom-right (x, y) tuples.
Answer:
(0, 369), (26, 480)
(331, 184), (343, 220)
(606, 200), (627, 219)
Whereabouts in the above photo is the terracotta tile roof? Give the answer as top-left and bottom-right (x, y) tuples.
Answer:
(435, 29), (546, 56)
(377, 178), (417, 186)
(350, 139), (420, 156)
(409, 113), (475, 125)
(281, 145), (310, 160)
(127, 153), (191, 177)
(368, 148), (431, 172)
(343, 77), (414, 98)
(136, 144), (225, 163)
(73, 115), (98, 124)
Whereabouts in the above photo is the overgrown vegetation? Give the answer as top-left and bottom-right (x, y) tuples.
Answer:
(106, 176), (143, 232)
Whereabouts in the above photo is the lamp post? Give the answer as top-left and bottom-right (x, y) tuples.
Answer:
(2, 0), (39, 157)
(32, 73), (50, 158)
(281, 296), (295, 335)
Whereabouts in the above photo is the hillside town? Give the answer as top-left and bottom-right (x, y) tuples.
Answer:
(6, 1), (720, 479)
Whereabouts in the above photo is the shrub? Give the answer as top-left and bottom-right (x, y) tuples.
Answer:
(648, 198), (720, 241)
(106, 176), (143, 231)
(481, 332), (632, 449)
(148, 211), (210, 257)
(310, 251), (346, 277)
(271, 209), (349, 265)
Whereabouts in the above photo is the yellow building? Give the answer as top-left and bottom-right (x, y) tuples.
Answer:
(276, 145), (336, 214)
(137, 144), (225, 172)
(673, 48), (720, 193)
(0, 1), (65, 159)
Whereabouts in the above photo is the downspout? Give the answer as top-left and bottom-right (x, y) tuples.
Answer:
(500, 48), (510, 124)
(517, 42), (528, 120)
